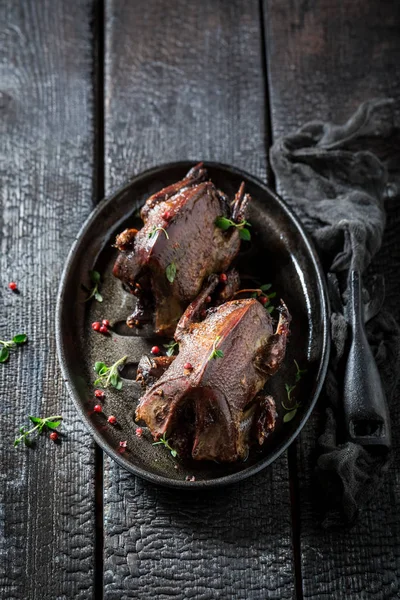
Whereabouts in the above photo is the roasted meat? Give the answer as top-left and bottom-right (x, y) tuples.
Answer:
(113, 164), (250, 336)
(135, 276), (291, 462)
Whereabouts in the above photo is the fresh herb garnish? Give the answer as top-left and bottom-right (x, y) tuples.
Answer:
(152, 433), (178, 457)
(209, 335), (224, 360)
(14, 415), (63, 447)
(0, 334), (27, 363)
(282, 360), (307, 422)
(234, 284), (276, 313)
(148, 226), (169, 240)
(166, 262), (177, 283)
(93, 356), (127, 389)
(85, 270), (103, 303)
(215, 216), (252, 241)
(163, 340), (179, 357)
(294, 359), (307, 383)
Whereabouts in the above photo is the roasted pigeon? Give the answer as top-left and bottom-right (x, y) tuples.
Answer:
(136, 276), (291, 462)
(113, 164), (250, 337)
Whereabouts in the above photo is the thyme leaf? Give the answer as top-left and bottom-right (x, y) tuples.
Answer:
(294, 359), (308, 383)
(215, 216), (252, 240)
(209, 336), (224, 360)
(166, 262), (177, 283)
(93, 356), (127, 389)
(152, 433), (178, 458)
(163, 340), (179, 357)
(85, 270), (103, 303)
(282, 359), (308, 422)
(0, 333), (28, 363)
(14, 415), (63, 447)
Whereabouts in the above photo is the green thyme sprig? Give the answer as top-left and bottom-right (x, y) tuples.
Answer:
(254, 284), (276, 314)
(166, 262), (177, 283)
(14, 415), (63, 447)
(209, 335), (224, 360)
(152, 433), (178, 458)
(215, 216), (252, 241)
(148, 226), (169, 240)
(94, 356), (127, 389)
(84, 270), (103, 303)
(282, 360), (307, 423)
(294, 359), (307, 382)
(163, 340), (179, 357)
(234, 284), (276, 314)
(0, 334), (27, 363)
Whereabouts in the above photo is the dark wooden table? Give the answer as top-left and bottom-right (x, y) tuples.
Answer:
(1, 1), (400, 598)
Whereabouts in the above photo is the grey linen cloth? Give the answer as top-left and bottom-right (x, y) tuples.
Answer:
(270, 98), (400, 527)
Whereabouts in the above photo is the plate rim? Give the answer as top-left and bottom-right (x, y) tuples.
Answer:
(56, 160), (330, 489)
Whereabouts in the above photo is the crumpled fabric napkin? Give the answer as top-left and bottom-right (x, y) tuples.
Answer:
(270, 98), (400, 527)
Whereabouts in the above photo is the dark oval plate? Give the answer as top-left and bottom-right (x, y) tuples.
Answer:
(56, 161), (330, 488)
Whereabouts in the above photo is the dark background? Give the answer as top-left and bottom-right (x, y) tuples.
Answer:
(1, 1), (400, 598)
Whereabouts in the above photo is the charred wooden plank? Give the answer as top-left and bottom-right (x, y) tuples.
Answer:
(103, 1), (294, 598)
(0, 1), (97, 597)
(264, 0), (400, 597)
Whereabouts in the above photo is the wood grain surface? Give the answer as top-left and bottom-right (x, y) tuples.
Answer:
(0, 1), (97, 598)
(103, 1), (294, 598)
(2, 0), (400, 598)
(264, 1), (400, 598)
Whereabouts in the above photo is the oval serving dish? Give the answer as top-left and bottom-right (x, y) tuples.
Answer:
(56, 161), (330, 488)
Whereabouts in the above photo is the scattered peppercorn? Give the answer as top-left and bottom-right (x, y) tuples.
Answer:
(184, 362), (193, 371)
(135, 427), (143, 437)
(94, 389), (105, 399)
(151, 346), (160, 355)
(93, 404), (102, 413)
(162, 211), (171, 220)
(92, 322), (101, 331)
(99, 325), (108, 334)
(49, 432), (58, 442)
(8, 282), (17, 291)
(107, 415), (117, 425)
(102, 319), (110, 328)
(119, 440), (127, 448)
(200, 310), (207, 319)
(205, 295), (211, 303)
(219, 273), (227, 283)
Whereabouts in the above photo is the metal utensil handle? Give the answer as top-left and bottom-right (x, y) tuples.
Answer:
(343, 270), (391, 449)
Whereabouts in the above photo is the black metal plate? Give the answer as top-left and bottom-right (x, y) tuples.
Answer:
(56, 161), (330, 488)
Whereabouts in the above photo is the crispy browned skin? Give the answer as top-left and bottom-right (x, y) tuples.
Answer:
(136, 279), (291, 463)
(113, 164), (250, 337)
